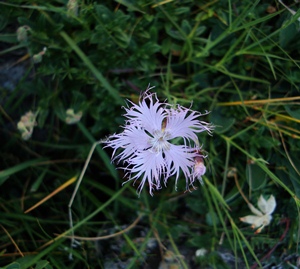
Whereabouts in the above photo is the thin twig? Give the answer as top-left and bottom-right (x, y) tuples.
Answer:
(25, 176), (76, 214)
(1, 225), (24, 257)
(229, 167), (250, 204)
(68, 140), (103, 257)
(218, 96), (300, 106)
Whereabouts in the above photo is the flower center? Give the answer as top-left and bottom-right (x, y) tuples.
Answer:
(149, 129), (171, 153)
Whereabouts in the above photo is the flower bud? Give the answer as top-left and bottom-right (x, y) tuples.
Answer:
(67, 0), (78, 17)
(193, 155), (206, 184)
(32, 47), (47, 64)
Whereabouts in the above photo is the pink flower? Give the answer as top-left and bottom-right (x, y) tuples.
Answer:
(105, 86), (213, 195)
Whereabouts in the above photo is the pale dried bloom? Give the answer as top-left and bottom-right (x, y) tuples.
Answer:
(17, 111), (37, 140)
(16, 25), (31, 42)
(104, 86), (213, 195)
(67, 0), (78, 17)
(240, 195), (276, 234)
(65, 108), (83, 124)
(195, 248), (207, 257)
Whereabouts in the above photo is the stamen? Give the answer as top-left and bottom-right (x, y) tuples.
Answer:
(149, 129), (171, 152)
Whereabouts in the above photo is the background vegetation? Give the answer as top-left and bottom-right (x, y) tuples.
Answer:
(1, 0), (300, 268)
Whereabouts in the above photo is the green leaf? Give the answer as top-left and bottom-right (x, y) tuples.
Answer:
(181, 19), (191, 35)
(161, 38), (172, 55)
(35, 260), (52, 269)
(206, 211), (219, 226)
(30, 168), (48, 192)
(0, 14), (7, 31)
(0, 158), (47, 186)
(37, 109), (49, 128)
(114, 0), (145, 13)
(188, 234), (214, 248)
(246, 163), (267, 191)
(0, 34), (17, 43)
(114, 28), (130, 48)
(284, 105), (300, 120)
(224, 178), (245, 203)
(195, 26), (206, 37)
(210, 108), (235, 134)
(59, 31), (124, 105)
(2, 262), (21, 269)
(279, 22), (298, 48)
